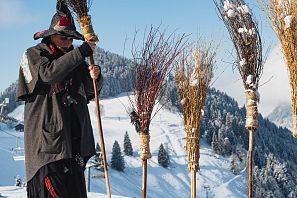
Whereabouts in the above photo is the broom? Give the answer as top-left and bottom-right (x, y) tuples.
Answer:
(59, 0), (111, 197)
(174, 38), (217, 198)
(128, 26), (186, 198)
(257, 0), (297, 138)
(213, 1), (264, 197)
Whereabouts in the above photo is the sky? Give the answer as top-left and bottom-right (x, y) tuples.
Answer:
(0, 0), (290, 116)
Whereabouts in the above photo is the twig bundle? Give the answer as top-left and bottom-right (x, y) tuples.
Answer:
(128, 27), (186, 160)
(175, 39), (217, 172)
(128, 26), (185, 198)
(257, 0), (297, 137)
(214, 0), (264, 130)
(62, 0), (98, 42)
(214, 1), (264, 197)
(175, 39), (217, 198)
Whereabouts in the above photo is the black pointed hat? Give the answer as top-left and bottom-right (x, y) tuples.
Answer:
(33, 1), (84, 40)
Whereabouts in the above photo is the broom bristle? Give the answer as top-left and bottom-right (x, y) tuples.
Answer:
(62, 0), (92, 16)
(257, 0), (297, 137)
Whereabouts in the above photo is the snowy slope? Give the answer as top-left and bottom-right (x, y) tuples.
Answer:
(0, 94), (247, 197)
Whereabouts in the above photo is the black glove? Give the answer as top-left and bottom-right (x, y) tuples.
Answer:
(78, 41), (93, 58)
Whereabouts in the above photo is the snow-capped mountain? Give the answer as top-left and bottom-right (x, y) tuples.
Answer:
(267, 103), (293, 131)
(0, 94), (247, 198)
(2, 89), (297, 197)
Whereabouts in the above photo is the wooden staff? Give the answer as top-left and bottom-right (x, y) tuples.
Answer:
(245, 89), (259, 198)
(139, 133), (152, 198)
(62, 0), (111, 196)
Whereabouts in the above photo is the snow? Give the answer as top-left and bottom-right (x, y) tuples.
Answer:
(190, 78), (199, 87)
(237, 5), (250, 15)
(238, 28), (246, 34)
(246, 75), (253, 87)
(227, 9), (236, 18)
(284, 15), (293, 29)
(181, 98), (187, 105)
(267, 102), (293, 131)
(0, 94), (247, 197)
(223, 0), (236, 11)
(248, 28), (256, 36)
(0, 186), (127, 198)
(239, 58), (246, 66)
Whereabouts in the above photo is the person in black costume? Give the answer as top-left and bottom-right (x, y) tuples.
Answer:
(16, 2), (102, 197)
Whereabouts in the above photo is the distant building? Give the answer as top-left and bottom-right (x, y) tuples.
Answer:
(14, 124), (24, 132)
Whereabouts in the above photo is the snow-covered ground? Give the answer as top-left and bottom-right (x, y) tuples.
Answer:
(0, 94), (247, 197)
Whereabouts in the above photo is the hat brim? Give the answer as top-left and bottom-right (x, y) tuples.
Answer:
(34, 29), (84, 41)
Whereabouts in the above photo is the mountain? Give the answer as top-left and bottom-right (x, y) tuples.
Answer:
(161, 74), (297, 197)
(2, 87), (297, 197)
(0, 47), (133, 115)
(267, 103), (293, 131)
(1, 45), (297, 197)
(1, 93), (248, 198)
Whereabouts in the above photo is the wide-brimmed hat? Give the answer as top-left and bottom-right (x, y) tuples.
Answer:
(34, 1), (84, 40)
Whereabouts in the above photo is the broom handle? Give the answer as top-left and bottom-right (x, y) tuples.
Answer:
(90, 54), (111, 198)
(142, 159), (147, 198)
(248, 129), (253, 198)
(191, 170), (196, 198)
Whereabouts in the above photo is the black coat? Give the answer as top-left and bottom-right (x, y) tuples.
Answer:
(16, 41), (103, 181)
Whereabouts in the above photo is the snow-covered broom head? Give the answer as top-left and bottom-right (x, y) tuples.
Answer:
(214, 0), (263, 130)
(61, 0), (98, 42)
(175, 39), (217, 171)
(257, 0), (297, 137)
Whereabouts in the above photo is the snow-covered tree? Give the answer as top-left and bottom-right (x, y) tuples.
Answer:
(158, 143), (170, 168)
(123, 131), (133, 156)
(15, 175), (22, 187)
(111, 141), (125, 171)
(94, 143), (103, 169)
(230, 144), (247, 175)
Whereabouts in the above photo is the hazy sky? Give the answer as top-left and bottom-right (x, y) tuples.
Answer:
(0, 0), (290, 116)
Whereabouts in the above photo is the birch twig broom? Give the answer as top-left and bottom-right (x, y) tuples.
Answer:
(214, 1), (264, 197)
(175, 38), (217, 198)
(128, 26), (185, 198)
(257, 0), (297, 138)
(59, 0), (111, 197)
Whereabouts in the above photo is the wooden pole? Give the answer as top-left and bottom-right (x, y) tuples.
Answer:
(248, 129), (254, 198)
(191, 170), (196, 198)
(90, 55), (111, 198)
(142, 159), (148, 198)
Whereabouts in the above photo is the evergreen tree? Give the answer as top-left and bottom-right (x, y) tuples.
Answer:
(94, 143), (103, 168)
(96, 142), (101, 152)
(15, 175), (22, 187)
(158, 143), (170, 168)
(123, 131), (133, 156)
(111, 141), (125, 171)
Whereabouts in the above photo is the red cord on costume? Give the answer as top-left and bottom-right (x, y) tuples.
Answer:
(44, 176), (60, 198)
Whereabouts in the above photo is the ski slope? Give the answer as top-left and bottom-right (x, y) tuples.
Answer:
(0, 94), (247, 197)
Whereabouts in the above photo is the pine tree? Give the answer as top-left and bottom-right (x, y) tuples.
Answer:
(230, 153), (241, 175)
(15, 175), (22, 187)
(158, 143), (170, 168)
(123, 131), (133, 156)
(111, 140), (125, 171)
(96, 142), (101, 152)
(94, 143), (103, 169)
